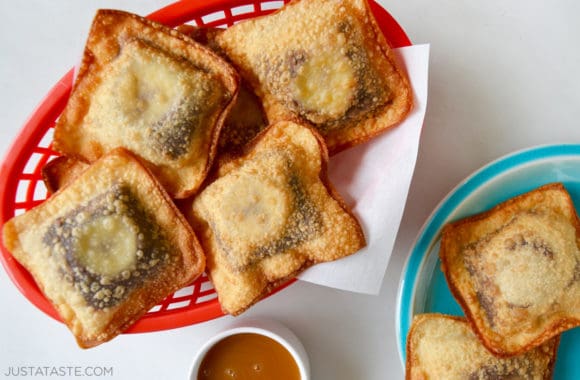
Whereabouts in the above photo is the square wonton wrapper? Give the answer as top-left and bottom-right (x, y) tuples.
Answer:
(440, 183), (580, 356)
(216, 0), (412, 154)
(53, 9), (239, 198)
(2, 148), (205, 348)
(188, 121), (366, 315)
(406, 314), (558, 380)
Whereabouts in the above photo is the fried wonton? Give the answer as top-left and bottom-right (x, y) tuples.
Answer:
(216, 0), (412, 154)
(176, 24), (267, 154)
(440, 183), (580, 356)
(42, 156), (90, 194)
(187, 121), (366, 315)
(406, 314), (559, 380)
(53, 10), (239, 198)
(2, 148), (205, 348)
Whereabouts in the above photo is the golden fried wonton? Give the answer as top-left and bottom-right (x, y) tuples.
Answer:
(53, 10), (239, 198)
(2, 148), (205, 348)
(406, 314), (559, 380)
(216, 0), (413, 154)
(440, 183), (580, 356)
(188, 120), (366, 315)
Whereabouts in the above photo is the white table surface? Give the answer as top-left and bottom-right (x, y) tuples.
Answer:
(1, 1), (579, 379)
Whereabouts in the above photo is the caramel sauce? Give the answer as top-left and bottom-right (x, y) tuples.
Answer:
(198, 333), (300, 380)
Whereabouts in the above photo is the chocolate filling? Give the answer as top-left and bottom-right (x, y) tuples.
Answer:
(150, 88), (224, 160)
(464, 244), (498, 327)
(248, 173), (322, 263)
(468, 363), (531, 380)
(43, 185), (171, 309)
(504, 233), (554, 259)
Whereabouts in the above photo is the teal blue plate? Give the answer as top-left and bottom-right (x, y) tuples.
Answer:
(396, 144), (580, 377)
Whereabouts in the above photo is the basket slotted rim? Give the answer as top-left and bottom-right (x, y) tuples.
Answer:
(0, 0), (411, 333)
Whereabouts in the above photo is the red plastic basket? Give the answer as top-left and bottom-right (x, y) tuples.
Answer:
(0, 0), (411, 333)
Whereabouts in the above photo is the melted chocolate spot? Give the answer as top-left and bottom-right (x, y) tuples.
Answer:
(567, 259), (580, 288)
(468, 363), (530, 380)
(464, 243), (498, 327)
(507, 302), (531, 309)
(476, 290), (497, 328)
(337, 20), (353, 34)
(249, 173), (322, 263)
(287, 50), (307, 77)
(506, 234), (555, 259)
(533, 240), (554, 259)
(150, 96), (201, 160)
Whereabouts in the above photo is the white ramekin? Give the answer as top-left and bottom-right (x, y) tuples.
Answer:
(189, 318), (310, 380)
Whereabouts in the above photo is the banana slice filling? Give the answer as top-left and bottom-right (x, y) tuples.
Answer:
(43, 186), (170, 310)
(74, 214), (139, 278)
(290, 49), (357, 124)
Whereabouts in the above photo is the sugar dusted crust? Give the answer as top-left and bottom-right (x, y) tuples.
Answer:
(406, 314), (559, 380)
(188, 121), (366, 315)
(440, 183), (580, 356)
(53, 10), (239, 198)
(2, 148), (205, 348)
(216, 0), (412, 154)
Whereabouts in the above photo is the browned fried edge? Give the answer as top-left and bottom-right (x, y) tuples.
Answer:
(439, 182), (580, 357)
(405, 313), (560, 380)
(41, 156), (90, 194)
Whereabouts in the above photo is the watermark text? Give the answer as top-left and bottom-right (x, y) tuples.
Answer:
(3, 365), (114, 377)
